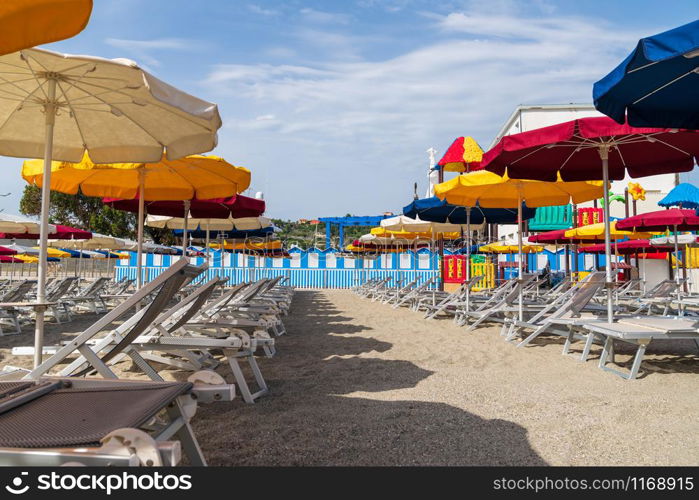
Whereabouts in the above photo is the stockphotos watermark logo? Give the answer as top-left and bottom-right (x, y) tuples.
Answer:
(4, 471), (192, 495)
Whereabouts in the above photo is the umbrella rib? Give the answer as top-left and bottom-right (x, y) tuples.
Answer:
(56, 80), (90, 150)
(633, 70), (694, 104)
(69, 78), (215, 132)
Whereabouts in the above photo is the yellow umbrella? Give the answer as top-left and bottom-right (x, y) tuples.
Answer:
(369, 227), (461, 240)
(479, 244), (543, 254)
(564, 222), (656, 241)
(23, 153), (250, 289)
(436, 170), (604, 321)
(0, 0), (92, 56)
(441, 137), (484, 172)
(36, 247), (72, 259)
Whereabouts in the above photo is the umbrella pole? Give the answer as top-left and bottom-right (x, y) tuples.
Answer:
(182, 200), (190, 260)
(206, 227), (210, 263)
(34, 77), (57, 369)
(674, 224), (682, 315)
(517, 195), (523, 322)
(136, 170), (145, 289)
(600, 150), (614, 323)
(466, 207), (471, 312)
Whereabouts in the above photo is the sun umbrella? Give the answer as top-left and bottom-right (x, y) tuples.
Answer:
(617, 208), (699, 296)
(650, 234), (699, 246)
(403, 197), (536, 224)
(435, 170), (604, 321)
(39, 247), (72, 259)
(379, 215), (483, 234)
(1, 47), (221, 368)
(564, 222), (656, 241)
(658, 183), (699, 209)
(593, 20), (699, 129)
(437, 136), (484, 172)
(104, 193), (264, 219)
(479, 243), (543, 254)
(0, 246), (17, 255)
(482, 116), (699, 322)
(0, 0), (92, 56)
(0, 256), (22, 263)
(52, 233), (129, 251)
(0, 224), (91, 240)
(23, 154), (246, 288)
(580, 239), (672, 254)
(0, 214), (56, 234)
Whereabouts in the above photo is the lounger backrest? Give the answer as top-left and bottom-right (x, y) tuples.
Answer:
(46, 277), (78, 301)
(2, 280), (35, 302)
(0, 281), (27, 302)
(29, 260), (204, 379)
(569, 272), (607, 314)
(165, 279), (225, 333)
(503, 274), (537, 305)
(75, 277), (110, 298)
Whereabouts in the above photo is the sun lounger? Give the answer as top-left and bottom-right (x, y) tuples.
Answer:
(0, 378), (206, 465)
(62, 277), (111, 314)
(460, 274), (539, 330)
(421, 275), (485, 319)
(0, 280), (36, 335)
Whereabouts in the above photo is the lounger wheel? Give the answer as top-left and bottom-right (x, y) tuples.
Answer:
(100, 428), (171, 467)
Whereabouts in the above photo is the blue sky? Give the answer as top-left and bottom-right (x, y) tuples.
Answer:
(0, 0), (697, 219)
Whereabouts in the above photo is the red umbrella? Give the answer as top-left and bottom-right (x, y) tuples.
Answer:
(0, 246), (18, 255)
(615, 208), (699, 232)
(482, 116), (699, 322)
(0, 256), (22, 263)
(103, 193), (265, 218)
(579, 239), (672, 254)
(0, 224), (92, 240)
(528, 229), (572, 244)
(437, 137), (484, 173)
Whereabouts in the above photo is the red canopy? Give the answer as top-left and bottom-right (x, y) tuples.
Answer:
(103, 194), (265, 219)
(615, 209), (699, 232)
(579, 239), (672, 254)
(482, 116), (699, 182)
(437, 137), (483, 172)
(528, 229), (572, 244)
(0, 256), (22, 263)
(0, 246), (18, 255)
(0, 224), (92, 240)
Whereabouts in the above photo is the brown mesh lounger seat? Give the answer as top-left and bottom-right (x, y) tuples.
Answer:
(0, 378), (203, 466)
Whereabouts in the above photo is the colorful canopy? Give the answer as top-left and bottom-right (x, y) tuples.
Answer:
(0, 224), (92, 240)
(0, 246), (18, 255)
(23, 154), (250, 201)
(147, 215), (272, 231)
(103, 193), (264, 219)
(616, 209), (699, 231)
(403, 197), (536, 224)
(479, 243), (543, 254)
(0, 0), (92, 56)
(482, 116), (699, 182)
(580, 239), (672, 255)
(593, 20), (699, 129)
(528, 229), (573, 245)
(369, 226), (461, 240)
(564, 222), (655, 241)
(379, 215), (483, 234)
(0, 214), (56, 235)
(437, 137), (484, 172)
(0, 256), (23, 263)
(650, 234), (699, 246)
(434, 171), (604, 208)
(658, 183), (699, 209)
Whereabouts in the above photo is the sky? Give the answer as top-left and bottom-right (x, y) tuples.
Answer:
(0, 0), (697, 220)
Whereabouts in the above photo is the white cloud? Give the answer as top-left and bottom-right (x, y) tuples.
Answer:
(201, 9), (647, 219)
(300, 8), (351, 25)
(248, 4), (279, 16)
(105, 38), (204, 68)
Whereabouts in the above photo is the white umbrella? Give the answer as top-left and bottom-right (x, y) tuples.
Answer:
(146, 215), (272, 231)
(50, 232), (129, 251)
(0, 213), (55, 234)
(379, 214), (484, 234)
(0, 47), (221, 368)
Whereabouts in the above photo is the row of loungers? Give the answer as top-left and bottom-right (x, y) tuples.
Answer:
(354, 273), (699, 381)
(0, 276), (134, 334)
(0, 261), (294, 466)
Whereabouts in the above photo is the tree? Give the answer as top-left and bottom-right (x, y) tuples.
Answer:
(19, 185), (175, 244)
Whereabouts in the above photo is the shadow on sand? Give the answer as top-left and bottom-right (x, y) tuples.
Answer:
(193, 290), (548, 466)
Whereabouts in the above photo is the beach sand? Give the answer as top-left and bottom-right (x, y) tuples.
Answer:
(1, 289), (698, 466)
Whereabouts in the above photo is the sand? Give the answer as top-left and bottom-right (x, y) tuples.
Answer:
(1, 289), (698, 466)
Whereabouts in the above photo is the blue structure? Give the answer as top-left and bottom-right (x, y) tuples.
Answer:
(594, 19), (699, 129)
(318, 215), (390, 249)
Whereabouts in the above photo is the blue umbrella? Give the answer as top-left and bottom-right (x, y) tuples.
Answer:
(403, 196), (536, 224)
(593, 20), (699, 128)
(658, 182), (699, 209)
